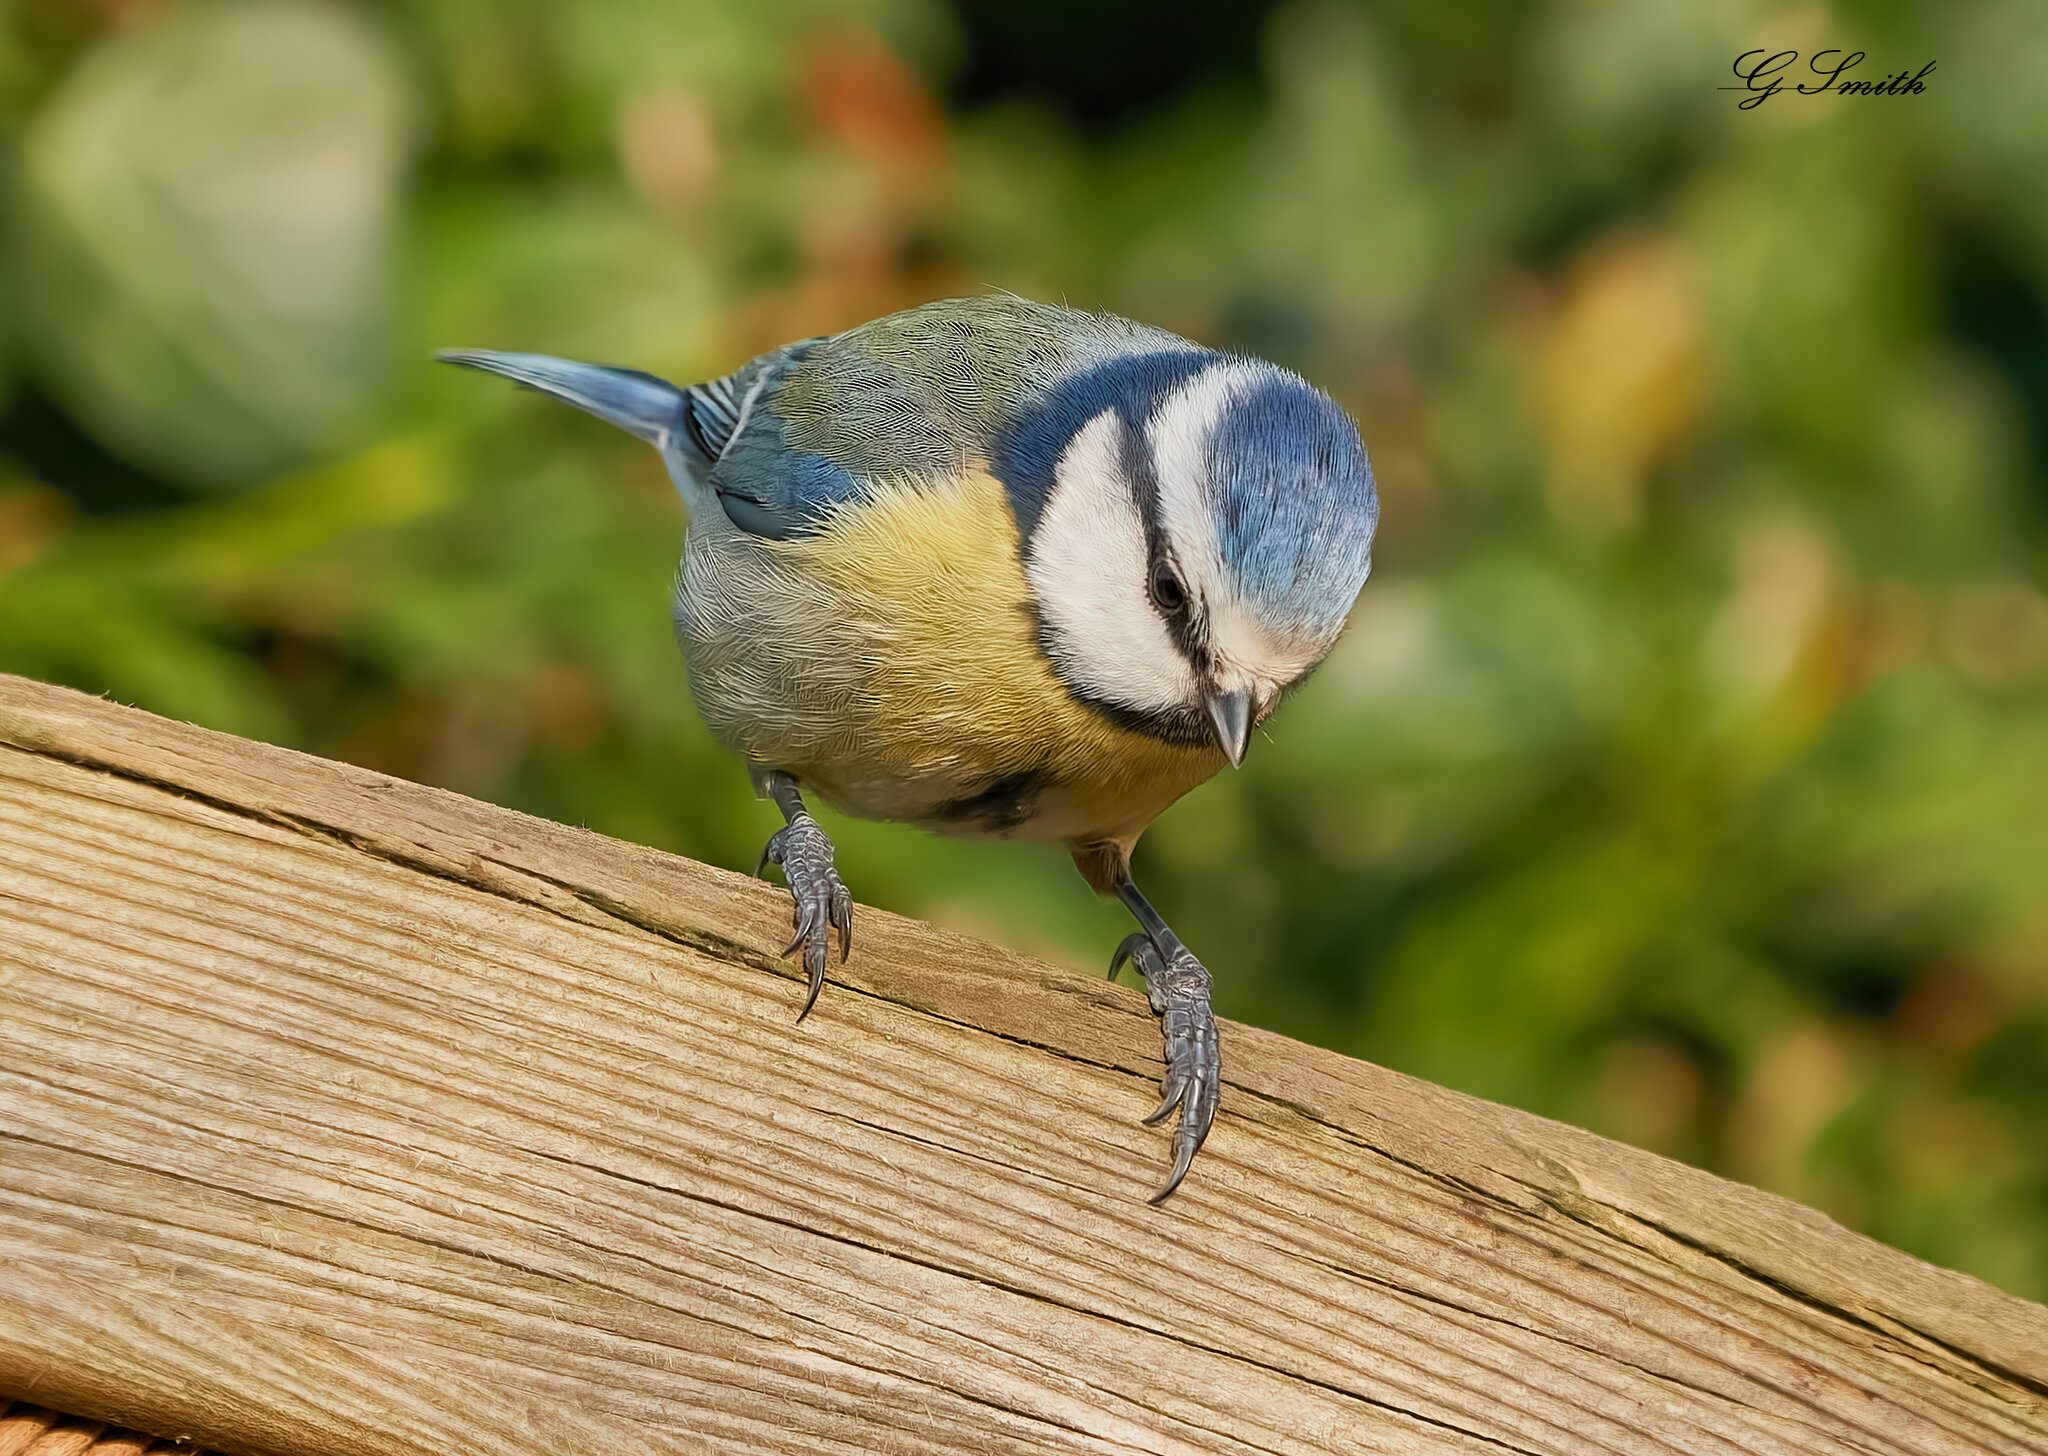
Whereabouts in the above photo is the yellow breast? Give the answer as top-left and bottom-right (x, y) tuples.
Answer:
(676, 466), (1221, 850)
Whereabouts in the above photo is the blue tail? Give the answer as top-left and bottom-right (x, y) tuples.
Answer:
(437, 349), (684, 448)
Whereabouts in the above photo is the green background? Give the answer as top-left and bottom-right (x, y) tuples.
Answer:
(5, 0), (2046, 1298)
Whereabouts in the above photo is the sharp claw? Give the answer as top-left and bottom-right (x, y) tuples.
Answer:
(831, 886), (853, 961)
(1108, 932), (1141, 982)
(1188, 1090), (1218, 1155)
(1150, 1124), (1204, 1204)
(797, 935), (827, 1022)
(1143, 1077), (1185, 1126)
(781, 912), (811, 959)
(755, 842), (774, 878)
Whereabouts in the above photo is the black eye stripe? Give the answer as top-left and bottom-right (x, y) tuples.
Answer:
(1118, 415), (1212, 667)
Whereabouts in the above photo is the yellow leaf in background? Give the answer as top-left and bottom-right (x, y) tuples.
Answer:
(1531, 233), (1705, 534)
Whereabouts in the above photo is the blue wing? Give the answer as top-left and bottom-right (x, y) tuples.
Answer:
(684, 339), (876, 540)
(441, 297), (1207, 543)
(689, 332), (977, 541)
(710, 298), (1216, 544)
(439, 342), (869, 540)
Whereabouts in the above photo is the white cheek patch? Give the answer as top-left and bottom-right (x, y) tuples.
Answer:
(1027, 409), (1196, 714)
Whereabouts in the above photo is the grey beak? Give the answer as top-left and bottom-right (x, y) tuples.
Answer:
(1206, 690), (1252, 767)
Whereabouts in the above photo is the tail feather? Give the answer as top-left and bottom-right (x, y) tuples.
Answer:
(436, 349), (685, 448)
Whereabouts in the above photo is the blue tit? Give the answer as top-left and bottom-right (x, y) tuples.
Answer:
(441, 294), (1378, 1198)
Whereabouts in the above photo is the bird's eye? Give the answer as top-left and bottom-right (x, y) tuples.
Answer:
(1151, 562), (1187, 613)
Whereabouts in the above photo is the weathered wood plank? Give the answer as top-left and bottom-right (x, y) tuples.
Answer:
(0, 1400), (210, 1455)
(0, 673), (2042, 1456)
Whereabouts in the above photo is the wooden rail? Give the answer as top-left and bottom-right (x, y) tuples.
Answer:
(0, 1399), (210, 1454)
(0, 672), (2043, 1455)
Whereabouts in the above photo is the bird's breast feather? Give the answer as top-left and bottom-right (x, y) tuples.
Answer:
(717, 465), (1219, 835)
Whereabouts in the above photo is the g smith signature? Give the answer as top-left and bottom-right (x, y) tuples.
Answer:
(1727, 50), (1935, 109)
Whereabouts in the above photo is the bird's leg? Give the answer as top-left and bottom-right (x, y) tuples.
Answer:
(753, 769), (853, 1020)
(1107, 872), (1221, 1202)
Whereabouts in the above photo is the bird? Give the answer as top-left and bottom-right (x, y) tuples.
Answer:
(439, 295), (1378, 1199)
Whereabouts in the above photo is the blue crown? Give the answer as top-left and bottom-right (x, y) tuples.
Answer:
(1209, 372), (1377, 636)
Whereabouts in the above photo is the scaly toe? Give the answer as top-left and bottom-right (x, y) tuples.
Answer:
(757, 811), (853, 1021)
(1105, 927), (1220, 1200)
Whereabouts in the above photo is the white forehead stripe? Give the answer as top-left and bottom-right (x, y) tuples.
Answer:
(1145, 361), (1260, 605)
(1144, 361), (1317, 688)
(1026, 408), (1197, 714)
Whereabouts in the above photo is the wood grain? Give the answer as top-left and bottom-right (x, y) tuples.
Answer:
(0, 1401), (209, 1455)
(0, 672), (2042, 1456)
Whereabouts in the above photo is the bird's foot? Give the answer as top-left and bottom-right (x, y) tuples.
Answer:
(756, 812), (852, 1019)
(1109, 930), (1220, 1201)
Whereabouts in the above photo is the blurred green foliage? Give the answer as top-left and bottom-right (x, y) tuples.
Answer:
(4, 0), (2047, 1297)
